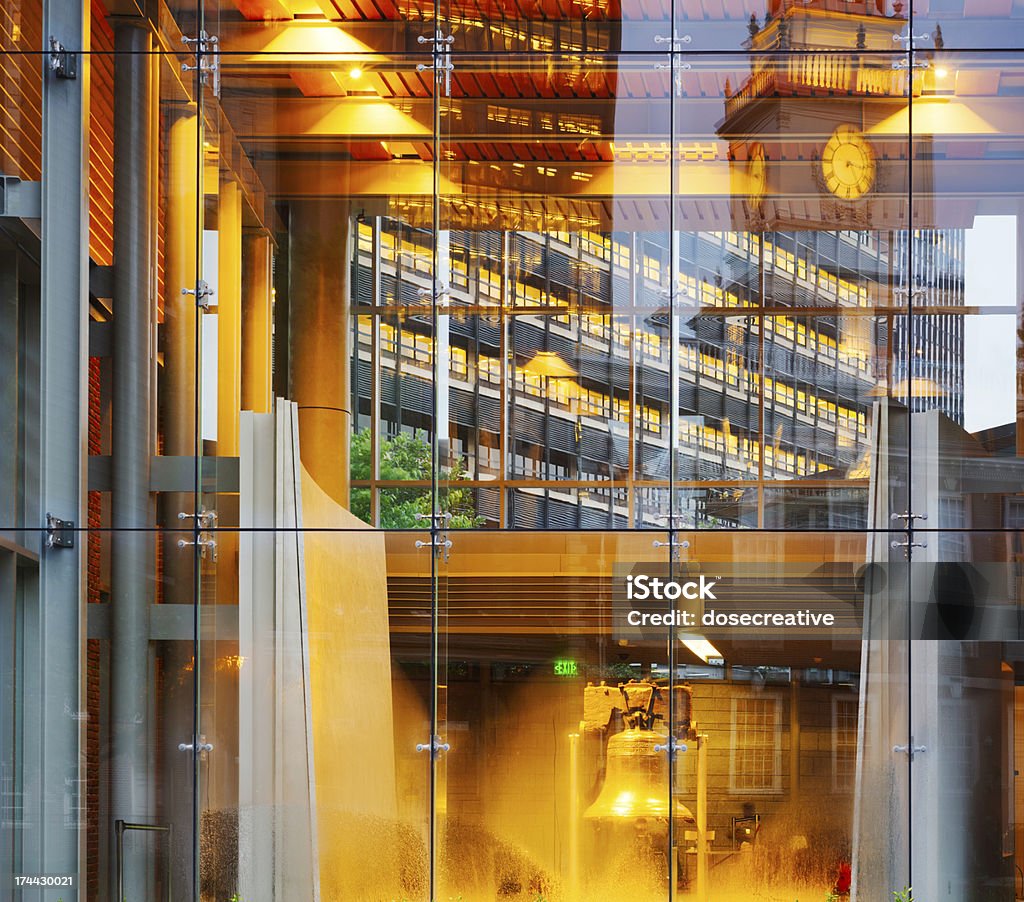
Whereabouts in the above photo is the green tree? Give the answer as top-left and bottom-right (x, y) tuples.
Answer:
(350, 430), (483, 529)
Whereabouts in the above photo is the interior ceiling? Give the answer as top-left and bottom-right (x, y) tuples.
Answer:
(227, 0), (1024, 24)
(387, 576), (863, 668)
(207, 0), (1024, 227)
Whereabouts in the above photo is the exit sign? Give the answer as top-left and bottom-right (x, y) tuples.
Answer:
(554, 659), (578, 677)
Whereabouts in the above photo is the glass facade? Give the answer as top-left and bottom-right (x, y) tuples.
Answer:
(2, 0), (1024, 900)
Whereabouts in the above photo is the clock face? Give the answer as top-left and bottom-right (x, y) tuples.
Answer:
(821, 125), (875, 200)
(747, 142), (767, 206)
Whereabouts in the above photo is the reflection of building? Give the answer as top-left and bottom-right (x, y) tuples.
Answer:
(718, 0), (967, 428)
(354, 225), (964, 529)
(348, 2), (966, 532)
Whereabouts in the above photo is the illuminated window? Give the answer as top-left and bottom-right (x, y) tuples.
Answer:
(479, 267), (503, 301)
(730, 696), (783, 794)
(637, 329), (663, 359)
(833, 697), (858, 793)
(358, 221), (373, 254)
(612, 240), (631, 269)
(402, 331), (433, 365)
(642, 249), (662, 283)
(583, 314), (610, 339)
(450, 345), (468, 378)
(581, 231), (611, 261)
(479, 356), (501, 384)
(380, 322), (397, 355)
(518, 370), (543, 397)
(641, 406), (662, 435)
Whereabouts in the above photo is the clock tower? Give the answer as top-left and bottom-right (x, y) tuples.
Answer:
(717, 0), (922, 230)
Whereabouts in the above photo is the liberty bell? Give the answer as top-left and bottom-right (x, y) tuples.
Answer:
(584, 727), (694, 822)
(582, 680), (695, 824)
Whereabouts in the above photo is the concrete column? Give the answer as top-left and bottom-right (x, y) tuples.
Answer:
(218, 176), (242, 455)
(241, 230), (273, 414)
(162, 107), (199, 461)
(109, 19), (155, 899)
(25, 0), (90, 894)
(160, 102), (200, 899)
(213, 180), (244, 825)
(288, 200), (352, 507)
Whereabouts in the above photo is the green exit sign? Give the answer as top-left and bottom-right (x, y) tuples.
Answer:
(554, 659), (578, 677)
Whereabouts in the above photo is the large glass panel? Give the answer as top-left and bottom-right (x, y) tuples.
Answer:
(666, 530), (910, 901)
(209, 51), (436, 530)
(197, 529), (434, 901)
(200, 42), (440, 902)
(429, 529), (913, 901)
(435, 531), (675, 900)
(672, 55), (912, 531)
(1, 522), (196, 900)
(97, 527), (199, 900)
(438, 0), (913, 54)
(904, 531), (1024, 898)
(908, 53), (1024, 538)
(437, 53), (673, 528)
(44, 38), (204, 900)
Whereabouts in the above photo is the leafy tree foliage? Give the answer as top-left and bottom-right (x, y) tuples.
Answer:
(350, 429), (483, 529)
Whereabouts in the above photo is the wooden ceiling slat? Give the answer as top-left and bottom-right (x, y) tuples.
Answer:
(350, 0), (384, 20)
(466, 72), (488, 97)
(534, 73), (557, 99)
(496, 72), (523, 98)
(475, 71), (502, 98)
(511, 71), (536, 98)
(332, 0), (366, 17)
(351, 141), (393, 159)
(408, 70), (435, 98)
(551, 72), (575, 99)
(369, 71), (395, 97)
(551, 0), (573, 21)
(290, 70), (347, 96)
(374, 0), (403, 17)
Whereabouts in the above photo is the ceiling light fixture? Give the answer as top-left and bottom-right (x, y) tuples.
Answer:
(682, 638), (723, 664)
